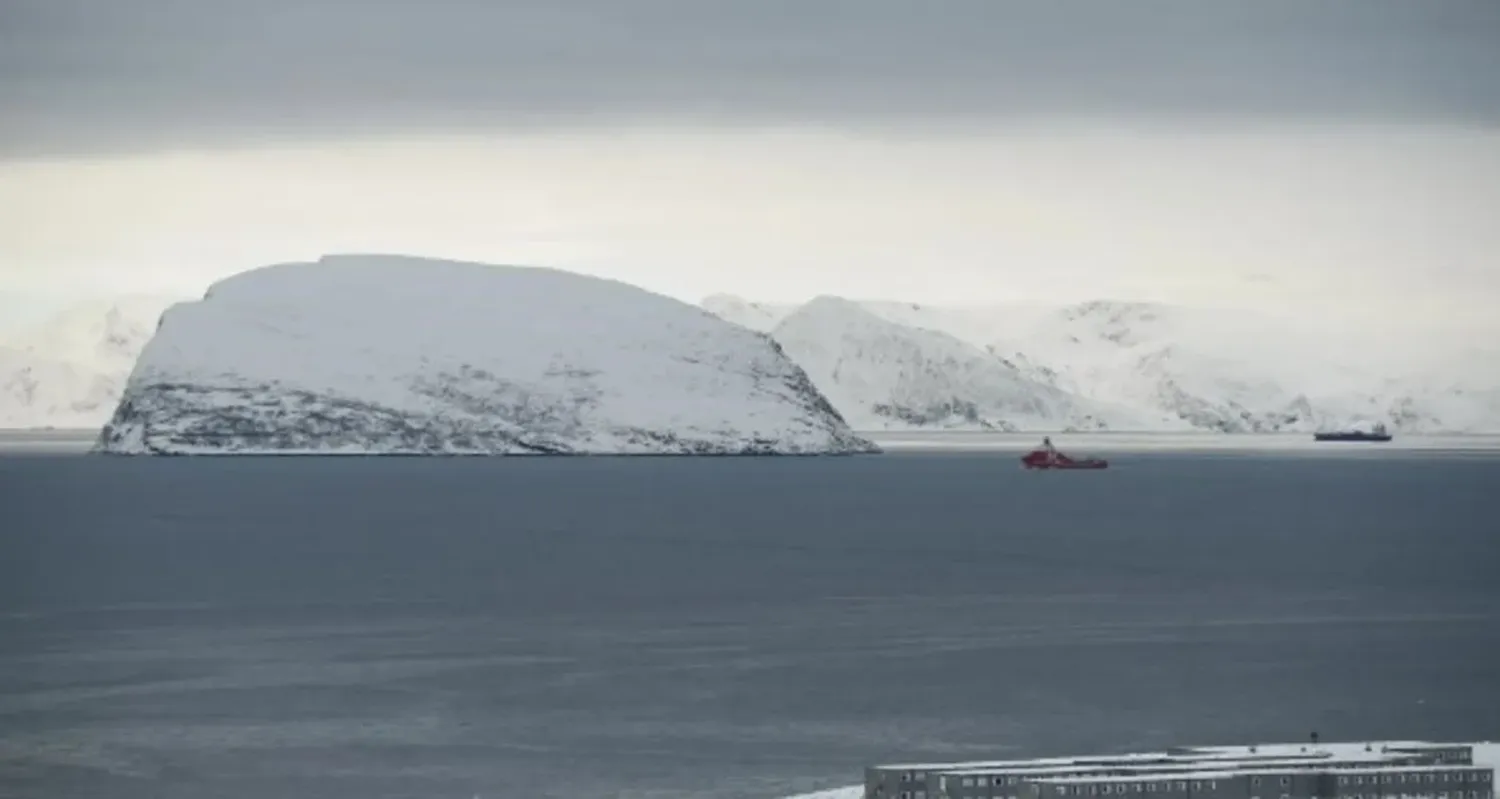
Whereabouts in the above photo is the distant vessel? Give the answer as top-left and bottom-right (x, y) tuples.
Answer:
(1021, 437), (1109, 469)
(1313, 422), (1392, 442)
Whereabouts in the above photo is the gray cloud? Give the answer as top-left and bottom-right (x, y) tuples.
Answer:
(2, 0), (1499, 156)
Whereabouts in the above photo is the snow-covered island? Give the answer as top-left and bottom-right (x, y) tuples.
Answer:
(93, 255), (878, 456)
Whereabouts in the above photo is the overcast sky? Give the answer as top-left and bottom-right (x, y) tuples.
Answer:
(2, 0), (1498, 333)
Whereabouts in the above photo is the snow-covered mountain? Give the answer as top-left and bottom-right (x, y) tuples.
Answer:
(768, 296), (1178, 432)
(96, 255), (877, 455)
(700, 293), (795, 334)
(1, 296), (180, 429)
(704, 294), (1500, 433)
(992, 300), (1500, 433)
(12, 283), (1496, 436)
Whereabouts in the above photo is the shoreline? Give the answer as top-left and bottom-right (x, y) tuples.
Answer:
(5, 428), (1500, 456)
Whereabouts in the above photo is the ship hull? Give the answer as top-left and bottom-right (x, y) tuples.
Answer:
(1021, 450), (1109, 469)
(1313, 433), (1393, 442)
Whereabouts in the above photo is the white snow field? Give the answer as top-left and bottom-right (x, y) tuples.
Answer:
(93, 255), (875, 456)
(704, 295), (1500, 435)
(0, 295), (181, 430)
(8, 284), (1498, 437)
(769, 296), (1183, 433)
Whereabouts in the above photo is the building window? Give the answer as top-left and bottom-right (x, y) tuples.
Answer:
(1253, 778), (1262, 787)
(1482, 774), (1492, 783)
(1146, 783), (1157, 792)
(963, 778), (974, 788)
(1176, 783), (1187, 791)
(1056, 787), (1068, 796)
(1135, 784), (1144, 793)
(1384, 776), (1394, 784)
(915, 793), (925, 799)
(1011, 778), (1021, 786)
(1340, 778), (1350, 786)
(1193, 782), (1202, 791)
(915, 772), (926, 781)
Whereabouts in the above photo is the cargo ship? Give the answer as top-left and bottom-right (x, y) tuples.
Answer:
(1313, 422), (1392, 442)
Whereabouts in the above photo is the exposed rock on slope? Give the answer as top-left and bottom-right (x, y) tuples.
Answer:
(768, 296), (1168, 432)
(704, 295), (1499, 433)
(96, 255), (877, 455)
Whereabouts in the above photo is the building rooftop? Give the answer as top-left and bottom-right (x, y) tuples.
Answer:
(876, 741), (1468, 773)
(1329, 765), (1487, 775)
(1033, 770), (1258, 784)
(937, 755), (1422, 778)
(1030, 763), (1487, 785)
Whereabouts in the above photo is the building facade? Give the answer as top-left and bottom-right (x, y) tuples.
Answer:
(866, 742), (1492, 799)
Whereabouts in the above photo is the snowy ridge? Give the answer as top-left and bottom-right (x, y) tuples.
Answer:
(701, 293), (796, 334)
(1, 296), (180, 429)
(96, 255), (876, 455)
(12, 286), (1498, 435)
(770, 296), (1173, 432)
(996, 301), (1500, 433)
(703, 294), (1500, 434)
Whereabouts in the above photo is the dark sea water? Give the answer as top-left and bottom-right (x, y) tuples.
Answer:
(3, 437), (1499, 799)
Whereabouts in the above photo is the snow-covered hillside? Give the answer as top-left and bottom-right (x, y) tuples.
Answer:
(769, 296), (1178, 432)
(704, 294), (1500, 433)
(700, 293), (795, 334)
(1, 297), (180, 429)
(13, 284), (1495, 436)
(96, 255), (876, 456)
(990, 301), (1500, 433)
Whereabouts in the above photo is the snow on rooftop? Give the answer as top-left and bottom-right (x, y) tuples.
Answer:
(874, 757), (1078, 772)
(1194, 741), (1439, 758)
(1034, 770), (1254, 784)
(937, 755), (1405, 777)
(1033, 764), (1485, 784)
(876, 741), (1471, 773)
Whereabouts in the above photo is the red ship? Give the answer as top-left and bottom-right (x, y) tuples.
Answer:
(1020, 440), (1108, 470)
